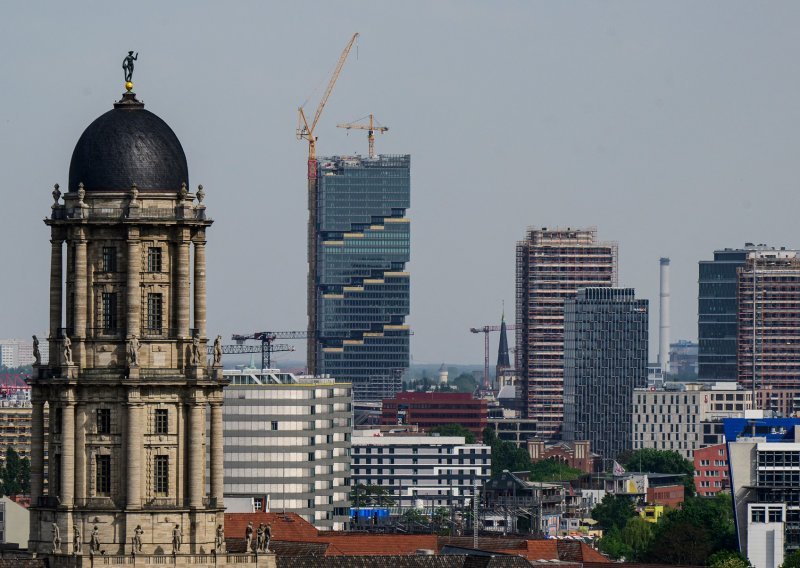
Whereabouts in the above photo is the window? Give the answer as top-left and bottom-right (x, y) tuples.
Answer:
(271, 421), (278, 431)
(102, 292), (117, 333)
(769, 508), (783, 523)
(96, 455), (111, 495)
(154, 456), (168, 495)
(254, 498), (263, 511)
(751, 507), (766, 523)
(53, 407), (63, 434)
(155, 409), (168, 434)
(147, 247), (162, 272)
(147, 293), (163, 334)
(102, 247), (116, 272)
(97, 409), (111, 434)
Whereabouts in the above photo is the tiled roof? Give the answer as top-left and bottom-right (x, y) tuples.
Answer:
(224, 512), (320, 542)
(276, 556), (533, 568)
(324, 535), (439, 556)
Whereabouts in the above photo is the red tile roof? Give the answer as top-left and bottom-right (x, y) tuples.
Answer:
(225, 512), (320, 542)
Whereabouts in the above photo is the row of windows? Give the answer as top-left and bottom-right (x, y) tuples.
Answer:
(100, 246), (163, 273)
(53, 408), (168, 435)
(89, 455), (167, 496)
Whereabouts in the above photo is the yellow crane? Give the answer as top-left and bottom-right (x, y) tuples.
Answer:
(337, 114), (389, 158)
(296, 32), (359, 164)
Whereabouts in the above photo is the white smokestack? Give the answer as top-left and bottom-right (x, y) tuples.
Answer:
(658, 258), (671, 374)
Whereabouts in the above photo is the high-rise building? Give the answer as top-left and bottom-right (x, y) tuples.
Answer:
(515, 227), (617, 437)
(28, 84), (247, 566)
(738, 250), (800, 416)
(309, 155), (410, 402)
(562, 288), (648, 460)
(222, 368), (351, 530)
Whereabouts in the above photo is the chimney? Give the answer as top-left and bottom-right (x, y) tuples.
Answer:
(658, 258), (671, 374)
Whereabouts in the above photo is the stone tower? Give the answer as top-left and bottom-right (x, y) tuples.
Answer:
(29, 86), (231, 563)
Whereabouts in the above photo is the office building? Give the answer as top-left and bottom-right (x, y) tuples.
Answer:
(698, 245), (796, 382)
(515, 227), (617, 438)
(351, 430), (490, 508)
(380, 392), (488, 439)
(632, 383), (753, 459)
(222, 368), (352, 531)
(694, 443), (729, 497)
(670, 340), (699, 377)
(726, 417), (800, 568)
(310, 155), (411, 402)
(563, 288), (648, 460)
(27, 83), (244, 566)
(738, 250), (800, 416)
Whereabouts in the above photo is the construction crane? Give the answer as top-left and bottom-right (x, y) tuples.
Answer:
(337, 114), (388, 159)
(470, 323), (518, 391)
(231, 331), (310, 371)
(206, 343), (295, 369)
(296, 32), (358, 375)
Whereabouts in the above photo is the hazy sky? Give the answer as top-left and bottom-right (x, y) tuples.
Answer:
(2, 2), (799, 366)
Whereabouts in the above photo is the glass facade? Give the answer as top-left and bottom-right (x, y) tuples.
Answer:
(314, 155), (410, 401)
(698, 249), (748, 381)
(563, 288), (648, 460)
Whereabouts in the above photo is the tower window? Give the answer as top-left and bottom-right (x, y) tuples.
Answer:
(97, 409), (111, 434)
(155, 409), (168, 434)
(53, 407), (63, 434)
(96, 455), (111, 496)
(147, 293), (163, 334)
(154, 455), (169, 495)
(102, 292), (117, 333)
(147, 247), (162, 272)
(102, 247), (116, 272)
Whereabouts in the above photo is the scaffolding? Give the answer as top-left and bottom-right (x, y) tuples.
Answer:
(514, 227), (618, 437)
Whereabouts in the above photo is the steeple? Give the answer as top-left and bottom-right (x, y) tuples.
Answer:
(496, 308), (511, 375)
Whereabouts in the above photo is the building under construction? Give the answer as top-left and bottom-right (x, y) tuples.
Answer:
(515, 227), (617, 438)
(310, 154), (411, 401)
(737, 249), (800, 416)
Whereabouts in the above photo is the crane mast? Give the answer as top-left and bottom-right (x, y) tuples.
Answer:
(337, 114), (389, 158)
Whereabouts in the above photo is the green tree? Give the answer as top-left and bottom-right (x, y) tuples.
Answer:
(350, 483), (395, 507)
(597, 526), (632, 560)
(451, 373), (478, 393)
(2, 447), (23, 496)
(483, 428), (532, 476)
(619, 517), (653, 561)
(621, 448), (696, 497)
(528, 458), (582, 482)
(648, 521), (713, 565)
(430, 424), (476, 444)
(709, 550), (753, 568)
(591, 494), (636, 531)
(781, 550), (800, 568)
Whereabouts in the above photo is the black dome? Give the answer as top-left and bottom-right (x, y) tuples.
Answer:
(68, 93), (188, 193)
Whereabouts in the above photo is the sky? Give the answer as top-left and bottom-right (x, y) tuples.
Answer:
(1, 2), (800, 366)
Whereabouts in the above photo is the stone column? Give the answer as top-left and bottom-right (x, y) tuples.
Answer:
(193, 233), (207, 340)
(74, 231), (87, 366)
(188, 402), (205, 508)
(30, 399), (45, 503)
(61, 401), (75, 507)
(127, 229), (141, 338)
(176, 230), (191, 339)
(209, 402), (224, 508)
(49, 236), (63, 349)
(126, 401), (143, 509)
(74, 403), (86, 503)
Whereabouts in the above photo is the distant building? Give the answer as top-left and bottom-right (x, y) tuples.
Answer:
(0, 339), (45, 368)
(309, 154), (411, 402)
(726, 417), (800, 568)
(738, 250), (800, 416)
(486, 416), (537, 447)
(515, 227), (617, 438)
(0, 398), (32, 465)
(0, 496), (29, 546)
(526, 440), (598, 474)
(694, 443), (729, 496)
(632, 382), (753, 459)
(563, 287), (648, 461)
(482, 471), (566, 537)
(351, 430), (490, 508)
(380, 392), (488, 440)
(669, 340), (698, 377)
(222, 368), (352, 531)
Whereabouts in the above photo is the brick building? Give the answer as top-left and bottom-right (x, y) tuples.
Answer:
(526, 440), (598, 474)
(694, 443), (729, 496)
(381, 392), (488, 439)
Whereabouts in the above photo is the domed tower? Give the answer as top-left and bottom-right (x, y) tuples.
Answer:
(29, 82), (231, 564)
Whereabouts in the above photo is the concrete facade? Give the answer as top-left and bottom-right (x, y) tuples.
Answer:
(0, 496), (30, 546)
(351, 431), (490, 508)
(222, 368), (352, 531)
(632, 382), (752, 458)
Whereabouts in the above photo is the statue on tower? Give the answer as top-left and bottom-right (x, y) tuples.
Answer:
(128, 335), (140, 367)
(32, 335), (41, 366)
(213, 335), (223, 366)
(63, 334), (73, 366)
(123, 51), (138, 83)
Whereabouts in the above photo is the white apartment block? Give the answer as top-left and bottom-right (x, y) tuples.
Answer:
(222, 368), (353, 531)
(0, 338), (47, 368)
(351, 431), (491, 508)
(632, 382), (752, 459)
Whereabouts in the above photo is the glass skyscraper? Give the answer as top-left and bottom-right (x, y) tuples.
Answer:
(563, 287), (648, 461)
(311, 154), (410, 401)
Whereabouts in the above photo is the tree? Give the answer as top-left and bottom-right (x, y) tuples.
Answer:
(350, 483), (395, 507)
(483, 428), (532, 476)
(591, 494), (636, 531)
(451, 373), (478, 393)
(781, 550), (800, 568)
(621, 448), (696, 497)
(2, 447), (23, 496)
(597, 526), (631, 560)
(528, 458), (582, 482)
(430, 424), (476, 444)
(647, 521), (713, 565)
(619, 517), (653, 561)
(709, 550), (753, 568)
